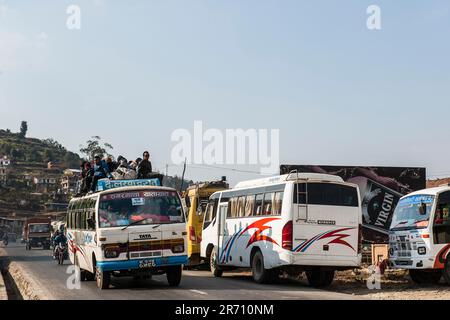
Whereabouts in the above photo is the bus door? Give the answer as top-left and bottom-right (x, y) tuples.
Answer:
(217, 203), (228, 265)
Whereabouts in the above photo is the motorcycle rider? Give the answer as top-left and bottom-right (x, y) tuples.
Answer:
(53, 231), (67, 259)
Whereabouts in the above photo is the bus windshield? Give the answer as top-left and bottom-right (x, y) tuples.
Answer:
(98, 190), (184, 228)
(390, 195), (435, 231)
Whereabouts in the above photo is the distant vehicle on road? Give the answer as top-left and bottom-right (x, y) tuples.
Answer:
(66, 178), (188, 289)
(201, 172), (362, 287)
(389, 185), (450, 285)
(7, 233), (16, 243)
(23, 218), (52, 250)
(183, 178), (229, 266)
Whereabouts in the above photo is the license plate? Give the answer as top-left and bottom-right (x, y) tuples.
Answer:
(139, 259), (156, 268)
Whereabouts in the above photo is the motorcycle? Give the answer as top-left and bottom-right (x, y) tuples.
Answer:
(55, 243), (68, 265)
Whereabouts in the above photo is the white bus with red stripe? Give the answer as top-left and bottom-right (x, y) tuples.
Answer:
(200, 173), (362, 287)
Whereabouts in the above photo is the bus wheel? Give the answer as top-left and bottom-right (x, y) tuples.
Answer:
(96, 266), (111, 290)
(410, 269), (441, 285)
(444, 258), (450, 285)
(251, 251), (273, 284)
(306, 268), (335, 288)
(166, 265), (182, 287)
(210, 247), (223, 278)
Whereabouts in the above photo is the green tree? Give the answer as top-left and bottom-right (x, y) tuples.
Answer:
(43, 149), (54, 162)
(19, 121), (28, 138)
(79, 136), (113, 161)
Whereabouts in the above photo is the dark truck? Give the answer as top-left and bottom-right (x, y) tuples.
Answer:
(24, 217), (52, 250)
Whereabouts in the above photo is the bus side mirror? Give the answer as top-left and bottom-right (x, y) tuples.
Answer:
(419, 203), (427, 215)
(185, 196), (191, 209)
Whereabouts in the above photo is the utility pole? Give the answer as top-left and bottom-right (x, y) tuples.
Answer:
(179, 158), (187, 193)
(165, 164), (168, 177)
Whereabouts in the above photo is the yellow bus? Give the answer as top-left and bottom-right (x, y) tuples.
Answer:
(183, 178), (229, 266)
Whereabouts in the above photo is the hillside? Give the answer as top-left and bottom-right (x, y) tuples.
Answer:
(0, 129), (80, 168)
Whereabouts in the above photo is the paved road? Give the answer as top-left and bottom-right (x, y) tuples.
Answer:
(2, 243), (361, 300)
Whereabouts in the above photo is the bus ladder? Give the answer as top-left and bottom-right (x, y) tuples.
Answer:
(290, 170), (309, 223)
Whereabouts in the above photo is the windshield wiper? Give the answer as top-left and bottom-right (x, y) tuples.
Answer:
(121, 218), (162, 231)
(121, 218), (152, 231)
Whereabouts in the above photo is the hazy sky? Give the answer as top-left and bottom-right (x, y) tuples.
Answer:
(1, 1), (450, 185)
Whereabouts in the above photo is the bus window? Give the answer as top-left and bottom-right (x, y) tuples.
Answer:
(254, 194), (264, 215)
(294, 183), (358, 207)
(204, 201), (214, 223)
(434, 191), (450, 244)
(228, 197), (238, 218)
(273, 192), (283, 215)
(237, 196), (246, 218)
(245, 195), (255, 217)
(263, 193), (274, 215)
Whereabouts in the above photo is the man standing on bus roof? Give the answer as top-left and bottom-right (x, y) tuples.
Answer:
(137, 151), (153, 179)
(91, 155), (113, 192)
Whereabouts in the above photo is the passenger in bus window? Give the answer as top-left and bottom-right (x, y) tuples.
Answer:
(114, 207), (129, 226)
(435, 205), (446, 225)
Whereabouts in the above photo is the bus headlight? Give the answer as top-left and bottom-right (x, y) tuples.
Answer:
(171, 245), (184, 253)
(418, 247), (426, 255)
(104, 248), (120, 258)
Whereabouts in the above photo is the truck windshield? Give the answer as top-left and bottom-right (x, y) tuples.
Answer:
(29, 224), (50, 233)
(98, 190), (184, 228)
(390, 195), (435, 231)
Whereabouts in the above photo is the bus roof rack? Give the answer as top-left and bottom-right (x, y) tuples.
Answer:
(234, 173), (343, 189)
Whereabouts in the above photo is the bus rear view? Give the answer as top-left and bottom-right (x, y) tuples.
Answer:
(201, 173), (362, 287)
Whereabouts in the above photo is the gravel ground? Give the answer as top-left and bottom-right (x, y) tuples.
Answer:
(328, 268), (450, 300)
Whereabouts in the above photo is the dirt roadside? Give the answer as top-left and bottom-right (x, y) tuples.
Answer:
(0, 247), (54, 300)
(329, 268), (450, 300)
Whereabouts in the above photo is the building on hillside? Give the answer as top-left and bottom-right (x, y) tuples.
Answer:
(427, 178), (450, 188)
(33, 176), (58, 193)
(60, 169), (81, 195)
(47, 161), (63, 170)
(0, 155), (11, 166)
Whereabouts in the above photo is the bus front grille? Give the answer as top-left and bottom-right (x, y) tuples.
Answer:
(130, 251), (162, 259)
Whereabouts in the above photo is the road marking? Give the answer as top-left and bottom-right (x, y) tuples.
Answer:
(190, 289), (208, 295)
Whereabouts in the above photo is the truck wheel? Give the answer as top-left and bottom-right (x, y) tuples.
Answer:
(306, 268), (335, 288)
(166, 265), (182, 287)
(443, 258), (450, 285)
(410, 269), (442, 285)
(210, 247), (223, 277)
(96, 266), (111, 290)
(251, 250), (274, 284)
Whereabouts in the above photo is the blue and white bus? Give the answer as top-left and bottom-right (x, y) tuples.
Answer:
(66, 179), (188, 289)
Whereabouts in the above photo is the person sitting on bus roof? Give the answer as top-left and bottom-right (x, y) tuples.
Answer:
(91, 155), (113, 192)
(137, 151), (153, 179)
(80, 162), (94, 194)
(105, 155), (117, 173)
